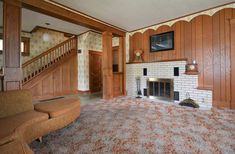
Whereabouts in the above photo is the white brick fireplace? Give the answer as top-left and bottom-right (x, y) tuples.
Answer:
(126, 60), (212, 108)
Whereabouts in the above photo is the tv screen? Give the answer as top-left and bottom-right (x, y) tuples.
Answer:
(150, 31), (174, 52)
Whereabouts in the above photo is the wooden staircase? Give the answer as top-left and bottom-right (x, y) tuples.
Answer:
(22, 36), (77, 85)
(22, 36), (78, 100)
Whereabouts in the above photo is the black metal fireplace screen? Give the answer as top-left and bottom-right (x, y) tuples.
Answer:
(147, 78), (174, 100)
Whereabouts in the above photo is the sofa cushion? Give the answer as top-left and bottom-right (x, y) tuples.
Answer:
(0, 90), (33, 118)
(34, 99), (80, 118)
(0, 110), (48, 145)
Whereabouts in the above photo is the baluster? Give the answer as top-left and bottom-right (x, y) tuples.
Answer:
(59, 46), (61, 58)
(52, 50), (54, 63)
(55, 49), (58, 61)
(45, 55), (47, 68)
(62, 45), (65, 56)
(39, 57), (42, 72)
(49, 52), (51, 65)
(46, 54), (49, 67)
(22, 67), (25, 82)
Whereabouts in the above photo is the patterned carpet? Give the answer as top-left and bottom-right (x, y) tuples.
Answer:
(30, 97), (235, 154)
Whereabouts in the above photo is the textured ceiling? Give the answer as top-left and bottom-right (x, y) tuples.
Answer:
(53, 0), (235, 31)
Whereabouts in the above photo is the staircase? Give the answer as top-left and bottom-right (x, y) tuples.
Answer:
(22, 36), (77, 85)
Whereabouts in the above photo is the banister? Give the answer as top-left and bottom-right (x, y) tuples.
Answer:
(22, 36), (77, 83)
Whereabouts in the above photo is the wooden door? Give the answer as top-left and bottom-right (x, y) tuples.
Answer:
(89, 50), (102, 93)
(231, 19), (235, 109)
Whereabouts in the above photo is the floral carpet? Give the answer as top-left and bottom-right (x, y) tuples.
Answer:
(30, 97), (235, 154)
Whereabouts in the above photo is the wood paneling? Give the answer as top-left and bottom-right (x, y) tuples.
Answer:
(129, 8), (235, 108)
(113, 73), (123, 97)
(89, 50), (102, 93)
(3, 0), (22, 91)
(102, 31), (113, 99)
(23, 51), (78, 100)
(231, 19), (235, 109)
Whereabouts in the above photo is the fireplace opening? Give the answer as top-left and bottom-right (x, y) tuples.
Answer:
(147, 78), (174, 101)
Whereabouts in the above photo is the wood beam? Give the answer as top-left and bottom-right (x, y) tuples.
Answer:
(20, 0), (126, 36)
(3, 0), (22, 90)
(102, 31), (113, 99)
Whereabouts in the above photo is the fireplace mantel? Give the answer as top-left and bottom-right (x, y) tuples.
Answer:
(126, 58), (187, 64)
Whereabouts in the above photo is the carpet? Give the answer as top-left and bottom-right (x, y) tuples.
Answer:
(30, 97), (235, 154)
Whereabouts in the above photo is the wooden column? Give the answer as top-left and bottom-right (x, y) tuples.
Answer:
(102, 31), (113, 99)
(3, 0), (22, 91)
(122, 37), (127, 95)
(118, 36), (126, 95)
(231, 19), (235, 109)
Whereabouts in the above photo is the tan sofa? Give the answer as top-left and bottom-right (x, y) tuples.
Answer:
(0, 90), (80, 154)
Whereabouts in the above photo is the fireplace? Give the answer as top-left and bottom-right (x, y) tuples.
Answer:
(147, 78), (174, 100)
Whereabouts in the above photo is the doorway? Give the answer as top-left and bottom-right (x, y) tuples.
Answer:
(89, 50), (102, 93)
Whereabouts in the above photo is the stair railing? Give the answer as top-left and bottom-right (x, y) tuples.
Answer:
(22, 36), (77, 84)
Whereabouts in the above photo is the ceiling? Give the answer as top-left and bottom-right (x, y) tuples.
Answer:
(21, 8), (90, 35)
(53, 0), (235, 31)
(0, 2), (90, 35)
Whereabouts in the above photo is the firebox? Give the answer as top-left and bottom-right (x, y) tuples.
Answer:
(147, 78), (174, 101)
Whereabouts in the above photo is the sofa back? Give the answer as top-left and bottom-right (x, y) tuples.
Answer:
(0, 90), (33, 118)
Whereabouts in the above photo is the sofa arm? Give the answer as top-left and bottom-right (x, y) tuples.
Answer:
(0, 90), (33, 118)
(0, 139), (33, 154)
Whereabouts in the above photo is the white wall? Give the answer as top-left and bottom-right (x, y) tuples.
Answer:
(126, 61), (212, 108)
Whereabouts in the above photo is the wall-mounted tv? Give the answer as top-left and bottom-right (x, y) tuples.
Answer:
(150, 31), (174, 52)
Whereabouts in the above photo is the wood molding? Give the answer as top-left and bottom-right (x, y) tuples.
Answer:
(126, 58), (188, 64)
(20, 0), (126, 36)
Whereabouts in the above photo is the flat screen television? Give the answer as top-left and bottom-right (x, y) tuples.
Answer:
(150, 31), (174, 52)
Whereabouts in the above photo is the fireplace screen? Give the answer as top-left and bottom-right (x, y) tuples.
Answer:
(147, 78), (174, 100)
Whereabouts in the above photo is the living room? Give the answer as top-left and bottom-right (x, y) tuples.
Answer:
(0, 0), (235, 153)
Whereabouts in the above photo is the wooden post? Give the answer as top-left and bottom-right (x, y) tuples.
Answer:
(231, 19), (235, 109)
(102, 31), (113, 99)
(122, 37), (127, 95)
(3, 0), (22, 90)
(118, 36), (126, 95)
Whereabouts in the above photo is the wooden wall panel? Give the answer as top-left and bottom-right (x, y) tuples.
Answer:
(62, 62), (71, 93)
(212, 11), (221, 107)
(42, 74), (54, 96)
(195, 16), (204, 87)
(129, 8), (235, 108)
(184, 22), (192, 62)
(225, 9), (233, 104)
(53, 68), (62, 96)
(231, 19), (235, 109)
(202, 16), (213, 88)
